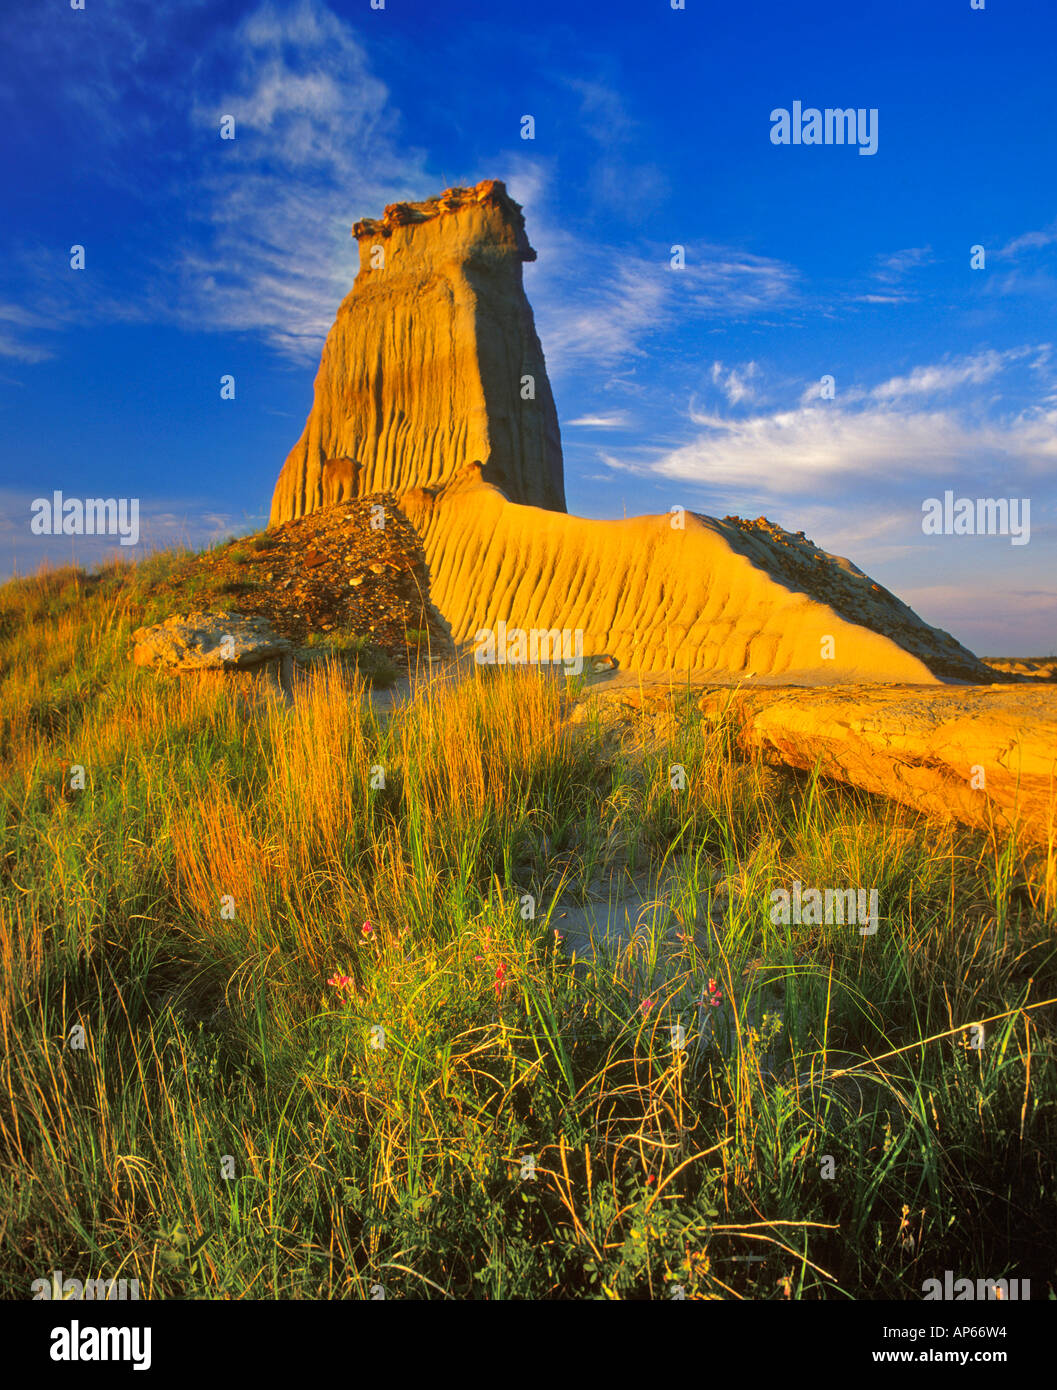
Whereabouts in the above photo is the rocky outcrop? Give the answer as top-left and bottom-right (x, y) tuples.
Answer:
(578, 683), (1057, 848)
(132, 612), (292, 670)
(399, 467), (993, 683)
(133, 498), (454, 671)
(709, 684), (1057, 845)
(270, 179), (565, 524)
(982, 658), (1057, 682)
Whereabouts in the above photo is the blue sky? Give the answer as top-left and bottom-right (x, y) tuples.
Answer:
(2, 0), (1054, 654)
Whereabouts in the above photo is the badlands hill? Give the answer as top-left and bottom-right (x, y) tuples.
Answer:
(402, 466), (992, 683)
(269, 178), (992, 686)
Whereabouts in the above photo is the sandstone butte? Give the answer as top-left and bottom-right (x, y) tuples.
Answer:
(269, 178), (1056, 846)
(270, 179), (565, 521)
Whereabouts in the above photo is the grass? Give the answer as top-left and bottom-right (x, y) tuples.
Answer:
(301, 630), (399, 688)
(0, 560), (1054, 1299)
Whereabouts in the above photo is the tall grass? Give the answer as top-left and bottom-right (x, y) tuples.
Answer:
(0, 562), (1054, 1298)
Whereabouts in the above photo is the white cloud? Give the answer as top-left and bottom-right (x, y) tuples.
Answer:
(999, 220), (1057, 258)
(854, 292), (912, 305)
(620, 349), (1057, 500)
(870, 347), (1045, 400)
(0, 1), (431, 364)
(873, 246), (933, 283)
(173, 0), (430, 358)
(526, 240), (796, 374)
(566, 413), (631, 428)
(563, 77), (635, 143)
(660, 405), (975, 489)
(710, 360), (758, 405)
(0, 303), (60, 363)
(651, 401), (1057, 494)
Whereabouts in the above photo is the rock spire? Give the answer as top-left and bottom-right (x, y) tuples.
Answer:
(270, 179), (565, 524)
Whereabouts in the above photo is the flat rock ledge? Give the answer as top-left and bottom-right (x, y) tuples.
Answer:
(574, 683), (1057, 850)
(131, 612), (293, 689)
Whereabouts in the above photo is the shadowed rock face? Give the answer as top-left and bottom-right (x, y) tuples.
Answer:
(321, 457), (360, 508)
(270, 179), (565, 524)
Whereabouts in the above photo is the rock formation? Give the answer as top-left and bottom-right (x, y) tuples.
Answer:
(270, 179), (565, 524)
(583, 683), (1057, 848)
(322, 457), (360, 508)
(132, 612), (292, 670)
(272, 179), (996, 686)
(400, 465), (993, 683)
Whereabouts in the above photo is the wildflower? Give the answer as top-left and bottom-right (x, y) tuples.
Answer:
(361, 920), (374, 938)
(703, 978), (723, 1007)
(494, 960), (508, 998)
(646, 1173), (656, 1185)
(327, 972), (353, 991)
(474, 955), (483, 961)
(640, 996), (654, 1014)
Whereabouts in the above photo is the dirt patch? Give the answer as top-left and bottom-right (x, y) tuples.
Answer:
(149, 495), (454, 675)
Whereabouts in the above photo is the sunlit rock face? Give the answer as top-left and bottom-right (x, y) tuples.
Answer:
(270, 179), (565, 525)
(400, 468), (994, 684)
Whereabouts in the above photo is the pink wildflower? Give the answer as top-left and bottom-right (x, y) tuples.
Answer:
(361, 920), (374, 938)
(494, 960), (508, 999)
(327, 972), (354, 991)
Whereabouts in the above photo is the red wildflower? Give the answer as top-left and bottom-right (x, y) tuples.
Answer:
(494, 960), (508, 998)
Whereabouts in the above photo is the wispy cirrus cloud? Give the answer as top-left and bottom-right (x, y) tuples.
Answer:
(566, 412), (631, 428)
(648, 402), (1057, 495)
(869, 345), (1050, 400)
(998, 219), (1057, 258)
(710, 360), (759, 405)
(849, 246), (934, 305)
(0, 305), (57, 364)
(0, 0), (431, 364)
(794, 346), (1051, 406)
(521, 232), (797, 374)
(874, 246), (933, 282)
(177, 0), (431, 357)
